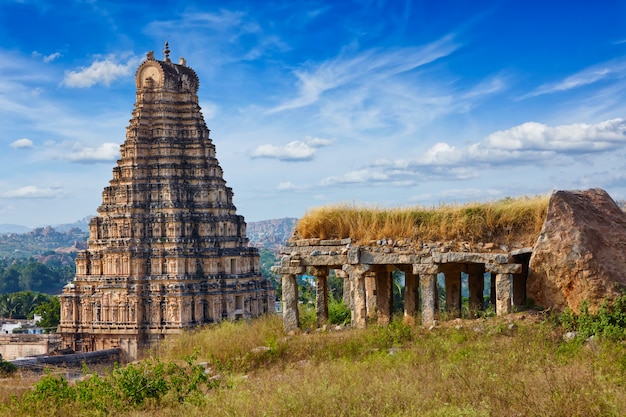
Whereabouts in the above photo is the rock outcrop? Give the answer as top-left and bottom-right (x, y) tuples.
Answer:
(527, 188), (626, 312)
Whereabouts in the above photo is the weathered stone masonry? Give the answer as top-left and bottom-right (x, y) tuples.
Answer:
(58, 45), (275, 359)
(273, 238), (527, 331)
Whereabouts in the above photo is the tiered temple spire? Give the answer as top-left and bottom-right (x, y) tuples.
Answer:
(58, 47), (275, 359)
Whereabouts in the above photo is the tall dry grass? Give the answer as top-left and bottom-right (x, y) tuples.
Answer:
(295, 195), (550, 246)
(2, 314), (625, 416)
(130, 315), (626, 416)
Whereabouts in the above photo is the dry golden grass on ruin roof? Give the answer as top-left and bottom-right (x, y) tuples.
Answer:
(294, 195), (550, 247)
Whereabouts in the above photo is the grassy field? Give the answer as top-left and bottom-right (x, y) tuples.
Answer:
(1, 311), (625, 416)
(295, 195), (549, 247)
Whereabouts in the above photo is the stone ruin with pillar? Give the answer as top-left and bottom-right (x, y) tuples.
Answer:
(274, 238), (528, 332)
(273, 188), (626, 332)
(58, 44), (275, 359)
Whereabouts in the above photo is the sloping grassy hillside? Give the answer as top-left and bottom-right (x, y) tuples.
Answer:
(295, 195), (549, 247)
(2, 312), (625, 416)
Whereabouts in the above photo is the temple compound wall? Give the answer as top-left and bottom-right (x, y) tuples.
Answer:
(58, 44), (275, 359)
(273, 238), (530, 331)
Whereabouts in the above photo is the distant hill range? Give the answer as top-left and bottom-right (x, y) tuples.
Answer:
(0, 217), (298, 258)
(247, 218), (298, 253)
(0, 224), (31, 234)
(0, 215), (93, 235)
(0, 226), (88, 259)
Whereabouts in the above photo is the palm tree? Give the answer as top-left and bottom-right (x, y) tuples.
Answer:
(17, 291), (42, 318)
(0, 294), (22, 319)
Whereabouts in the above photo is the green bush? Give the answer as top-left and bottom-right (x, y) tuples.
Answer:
(328, 296), (350, 325)
(17, 354), (218, 414)
(560, 295), (626, 341)
(0, 356), (17, 376)
(366, 318), (414, 349)
(298, 304), (317, 329)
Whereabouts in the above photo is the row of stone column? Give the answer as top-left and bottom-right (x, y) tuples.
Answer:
(280, 261), (521, 332)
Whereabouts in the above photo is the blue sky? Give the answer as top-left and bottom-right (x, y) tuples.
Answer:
(2, 0), (626, 228)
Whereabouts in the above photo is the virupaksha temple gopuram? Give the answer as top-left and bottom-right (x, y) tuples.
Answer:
(58, 44), (275, 359)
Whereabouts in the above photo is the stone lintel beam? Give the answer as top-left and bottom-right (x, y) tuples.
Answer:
(485, 263), (521, 274)
(279, 255), (297, 266)
(280, 246), (348, 257)
(510, 247), (533, 257)
(284, 238), (351, 247)
(342, 263), (371, 328)
(295, 238), (321, 246)
(299, 255), (347, 267)
(321, 238), (352, 246)
(413, 263), (439, 275)
(433, 252), (509, 264)
(271, 266), (306, 275)
(358, 251), (427, 266)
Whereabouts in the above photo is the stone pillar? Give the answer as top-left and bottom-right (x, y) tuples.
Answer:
(486, 263), (521, 317)
(272, 263), (305, 332)
(414, 264), (438, 327)
(467, 263), (485, 318)
(440, 264), (463, 318)
(375, 267), (392, 325)
(402, 267), (418, 325)
(365, 272), (377, 319)
(343, 264), (371, 329)
(309, 266), (329, 327)
(343, 273), (353, 311)
(495, 273), (511, 316)
(281, 273), (299, 332)
(512, 252), (530, 308)
(512, 273), (526, 307)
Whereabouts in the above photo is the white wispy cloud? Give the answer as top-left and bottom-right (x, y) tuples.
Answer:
(146, 10), (287, 65)
(267, 34), (461, 113)
(321, 169), (395, 186)
(49, 142), (120, 162)
(32, 51), (62, 63)
(479, 118), (626, 152)
(522, 58), (626, 98)
(2, 185), (64, 199)
(250, 136), (335, 161)
(277, 181), (297, 190)
(62, 53), (142, 87)
(10, 138), (33, 149)
(321, 118), (626, 187)
(167, 10), (246, 31)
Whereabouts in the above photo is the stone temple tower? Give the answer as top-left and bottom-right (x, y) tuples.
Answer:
(58, 44), (275, 359)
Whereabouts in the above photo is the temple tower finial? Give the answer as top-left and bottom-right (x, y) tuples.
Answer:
(164, 41), (171, 62)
